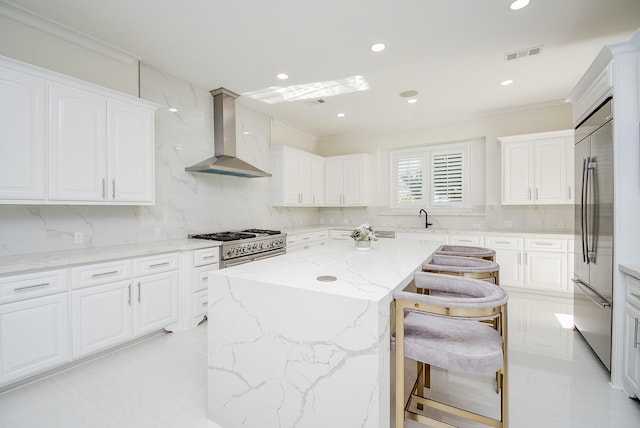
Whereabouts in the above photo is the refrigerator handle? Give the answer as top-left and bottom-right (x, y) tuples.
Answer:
(587, 159), (597, 263)
(580, 158), (588, 263)
(572, 278), (612, 308)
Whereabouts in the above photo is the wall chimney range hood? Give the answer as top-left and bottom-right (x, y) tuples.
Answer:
(185, 87), (271, 178)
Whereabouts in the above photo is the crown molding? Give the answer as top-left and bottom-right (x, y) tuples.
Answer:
(0, 0), (141, 64)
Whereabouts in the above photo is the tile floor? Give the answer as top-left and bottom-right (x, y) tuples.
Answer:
(0, 291), (639, 428)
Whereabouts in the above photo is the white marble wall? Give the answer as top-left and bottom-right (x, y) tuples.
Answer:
(318, 204), (574, 234)
(0, 64), (320, 256)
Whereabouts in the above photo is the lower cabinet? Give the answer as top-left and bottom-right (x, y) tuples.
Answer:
(287, 230), (329, 250)
(70, 253), (179, 358)
(623, 302), (640, 397)
(181, 247), (219, 329)
(0, 293), (71, 385)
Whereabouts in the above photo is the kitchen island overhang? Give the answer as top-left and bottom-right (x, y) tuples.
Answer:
(207, 238), (441, 428)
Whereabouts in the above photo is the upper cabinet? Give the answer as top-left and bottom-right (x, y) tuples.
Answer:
(0, 55), (157, 205)
(271, 145), (324, 206)
(500, 130), (574, 205)
(324, 154), (370, 206)
(0, 67), (47, 201)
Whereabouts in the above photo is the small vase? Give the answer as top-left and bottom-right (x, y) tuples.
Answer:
(354, 240), (372, 251)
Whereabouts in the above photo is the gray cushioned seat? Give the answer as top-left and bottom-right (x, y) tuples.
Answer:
(436, 244), (496, 260)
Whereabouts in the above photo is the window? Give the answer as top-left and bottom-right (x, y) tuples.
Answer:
(390, 142), (470, 211)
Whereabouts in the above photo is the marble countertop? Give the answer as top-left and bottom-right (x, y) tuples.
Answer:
(620, 264), (640, 281)
(0, 239), (220, 276)
(209, 237), (440, 303)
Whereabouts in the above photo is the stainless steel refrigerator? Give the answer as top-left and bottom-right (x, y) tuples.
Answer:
(573, 97), (614, 370)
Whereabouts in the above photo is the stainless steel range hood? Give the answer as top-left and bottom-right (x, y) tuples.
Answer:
(185, 87), (271, 178)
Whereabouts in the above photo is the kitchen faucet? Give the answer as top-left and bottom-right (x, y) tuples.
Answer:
(419, 209), (432, 229)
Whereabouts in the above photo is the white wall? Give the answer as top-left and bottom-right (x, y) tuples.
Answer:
(316, 103), (576, 232)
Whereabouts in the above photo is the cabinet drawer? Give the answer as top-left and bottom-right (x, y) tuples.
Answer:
(330, 229), (352, 240)
(313, 230), (329, 240)
(133, 253), (179, 276)
(486, 236), (523, 250)
(193, 265), (218, 292)
(449, 235), (483, 246)
(525, 238), (566, 252)
(627, 276), (640, 310)
(0, 269), (69, 304)
(194, 247), (219, 267)
(192, 290), (208, 318)
(71, 260), (131, 289)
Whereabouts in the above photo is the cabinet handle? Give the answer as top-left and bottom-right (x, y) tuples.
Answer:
(102, 178), (107, 199)
(568, 186), (572, 200)
(14, 282), (49, 291)
(128, 283), (132, 305)
(517, 253), (522, 265)
(524, 253), (528, 266)
(92, 270), (119, 278)
(202, 255), (216, 260)
(202, 300), (208, 308)
(528, 188), (532, 200)
(112, 179), (116, 199)
(149, 262), (170, 268)
(533, 242), (554, 246)
(495, 241), (511, 244)
(635, 318), (639, 349)
(201, 275), (208, 282)
(536, 188), (539, 200)
(457, 239), (472, 243)
(313, 194), (315, 204)
(137, 282), (141, 303)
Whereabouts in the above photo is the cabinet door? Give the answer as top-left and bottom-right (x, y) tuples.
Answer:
(623, 303), (640, 397)
(107, 100), (154, 203)
(299, 153), (314, 204)
(310, 155), (324, 205)
(49, 84), (107, 201)
(494, 249), (523, 287)
(71, 280), (133, 357)
(282, 148), (302, 204)
(342, 156), (365, 205)
(324, 158), (343, 205)
(524, 251), (567, 291)
(0, 293), (70, 385)
(134, 271), (179, 335)
(534, 138), (568, 203)
(0, 68), (47, 201)
(502, 142), (532, 204)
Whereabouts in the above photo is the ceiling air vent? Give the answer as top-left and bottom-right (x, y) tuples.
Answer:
(505, 45), (542, 62)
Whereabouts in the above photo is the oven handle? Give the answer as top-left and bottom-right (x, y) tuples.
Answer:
(572, 278), (611, 308)
(222, 248), (287, 268)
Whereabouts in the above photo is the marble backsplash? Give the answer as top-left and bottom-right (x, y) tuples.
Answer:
(0, 64), (320, 256)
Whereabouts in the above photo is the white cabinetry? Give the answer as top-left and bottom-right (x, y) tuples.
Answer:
(181, 247), (219, 329)
(287, 230), (329, 250)
(0, 55), (156, 206)
(486, 235), (569, 293)
(324, 154), (369, 206)
(0, 66), (47, 201)
(623, 275), (640, 398)
(396, 232), (448, 244)
(49, 86), (154, 204)
(0, 269), (70, 386)
(70, 254), (179, 358)
(448, 234), (483, 246)
(486, 236), (524, 287)
(271, 145), (324, 206)
(500, 130), (574, 205)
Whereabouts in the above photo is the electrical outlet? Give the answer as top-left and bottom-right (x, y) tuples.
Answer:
(74, 232), (83, 244)
(557, 222), (564, 229)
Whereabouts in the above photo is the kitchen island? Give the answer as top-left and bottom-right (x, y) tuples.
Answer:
(207, 238), (441, 428)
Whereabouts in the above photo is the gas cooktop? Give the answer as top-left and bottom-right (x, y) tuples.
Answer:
(190, 229), (282, 242)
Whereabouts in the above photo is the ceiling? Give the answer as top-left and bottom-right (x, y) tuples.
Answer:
(6, 0), (640, 139)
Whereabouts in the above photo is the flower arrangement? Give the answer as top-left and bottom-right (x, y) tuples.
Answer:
(350, 223), (378, 241)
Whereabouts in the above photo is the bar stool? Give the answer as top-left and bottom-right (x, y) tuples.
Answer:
(392, 272), (509, 428)
(423, 254), (500, 285)
(436, 244), (496, 261)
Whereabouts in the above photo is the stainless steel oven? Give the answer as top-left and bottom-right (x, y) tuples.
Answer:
(190, 229), (287, 268)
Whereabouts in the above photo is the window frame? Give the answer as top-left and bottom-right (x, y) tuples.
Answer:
(389, 142), (471, 211)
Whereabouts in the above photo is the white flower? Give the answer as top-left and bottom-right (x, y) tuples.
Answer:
(351, 223), (378, 241)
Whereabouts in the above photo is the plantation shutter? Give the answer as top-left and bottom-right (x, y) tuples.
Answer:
(431, 149), (464, 205)
(393, 151), (424, 207)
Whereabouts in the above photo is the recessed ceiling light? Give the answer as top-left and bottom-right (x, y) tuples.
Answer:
(500, 79), (514, 86)
(399, 90), (419, 98)
(407, 98), (418, 104)
(337, 113), (346, 118)
(276, 73), (289, 80)
(168, 107), (178, 112)
(510, 0), (530, 10)
(370, 43), (386, 52)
